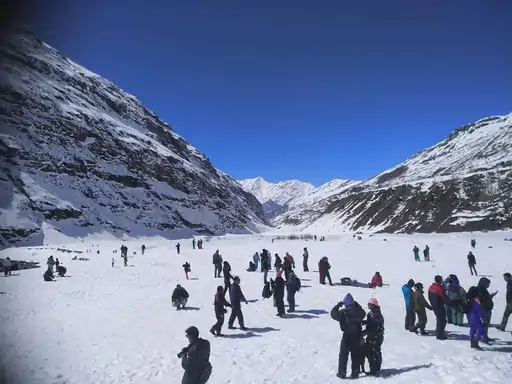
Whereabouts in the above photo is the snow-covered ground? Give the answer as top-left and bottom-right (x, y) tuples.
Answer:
(1, 232), (512, 383)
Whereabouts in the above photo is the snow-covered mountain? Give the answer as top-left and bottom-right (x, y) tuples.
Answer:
(250, 114), (512, 233)
(238, 177), (316, 206)
(0, 26), (266, 248)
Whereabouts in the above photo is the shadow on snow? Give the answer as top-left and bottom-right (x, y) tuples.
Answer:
(246, 327), (280, 333)
(380, 363), (433, 378)
(293, 309), (328, 315)
(223, 332), (262, 339)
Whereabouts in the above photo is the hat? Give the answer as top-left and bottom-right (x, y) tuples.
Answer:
(343, 293), (354, 306)
(368, 298), (379, 307)
(407, 279), (415, 287)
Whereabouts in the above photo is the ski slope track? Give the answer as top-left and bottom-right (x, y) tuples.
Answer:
(0, 26), (266, 249)
(242, 114), (512, 234)
(1, 232), (512, 383)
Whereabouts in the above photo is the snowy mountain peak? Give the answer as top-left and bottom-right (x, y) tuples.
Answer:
(238, 177), (315, 205)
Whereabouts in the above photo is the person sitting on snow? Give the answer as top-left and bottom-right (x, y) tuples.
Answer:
(172, 284), (189, 310)
(43, 269), (55, 282)
(57, 265), (67, 277)
(370, 272), (383, 288)
(247, 261), (257, 272)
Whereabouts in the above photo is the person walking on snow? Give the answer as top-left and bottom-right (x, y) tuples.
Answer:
(176, 243), (181, 255)
(222, 261), (233, 296)
(141, 244), (146, 256)
(428, 275), (450, 340)
(192, 239), (196, 250)
(228, 276), (248, 330)
(274, 253), (282, 271)
(363, 298), (385, 376)
(331, 293), (366, 379)
(303, 247), (309, 272)
(402, 279), (415, 331)
(273, 272), (286, 317)
(413, 246), (420, 262)
(498, 272), (512, 331)
(286, 271), (301, 313)
(411, 282), (432, 335)
(423, 246), (430, 262)
(183, 262), (191, 280)
(210, 285), (231, 337)
(467, 252), (477, 276)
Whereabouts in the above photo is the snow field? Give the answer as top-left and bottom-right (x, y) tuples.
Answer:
(1, 233), (511, 383)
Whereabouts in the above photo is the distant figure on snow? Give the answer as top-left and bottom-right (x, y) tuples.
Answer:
(183, 262), (191, 280)
(471, 238), (476, 249)
(43, 269), (55, 282)
(3, 257), (12, 276)
(47, 256), (55, 276)
(57, 265), (67, 277)
(176, 243), (181, 255)
(172, 284), (189, 310)
(192, 239), (196, 250)
(112, 258), (115, 268)
(179, 326), (212, 384)
(467, 252), (477, 276)
(141, 244), (146, 255)
(303, 247), (309, 272)
(246, 261), (257, 272)
(402, 279), (415, 331)
(55, 258), (60, 270)
(286, 271), (301, 313)
(413, 246), (420, 262)
(252, 252), (260, 270)
(223, 261), (233, 296)
(274, 253), (282, 271)
(272, 272), (286, 317)
(318, 256), (333, 286)
(331, 293), (366, 379)
(228, 276), (248, 330)
(423, 246), (430, 262)
(212, 250), (222, 278)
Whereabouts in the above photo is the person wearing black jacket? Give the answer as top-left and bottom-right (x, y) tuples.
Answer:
(319, 257), (333, 286)
(172, 284), (190, 310)
(330, 293), (366, 379)
(210, 286), (231, 336)
(261, 250), (271, 283)
(274, 254), (282, 271)
(467, 252), (477, 276)
(303, 247), (309, 272)
(180, 326), (212, 384)
(212, 251), (222, 278)
(273, 272), (286, 317)
(222, 261), (233, 296)
(477, 277), (497, 342)
(228, 276), (248, 330)
(498, 273), (512, 331)
(363, 298), (385, 376)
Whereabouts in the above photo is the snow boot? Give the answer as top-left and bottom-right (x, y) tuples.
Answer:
(470, 340), (483, 350)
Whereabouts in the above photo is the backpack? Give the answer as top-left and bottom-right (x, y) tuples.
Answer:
(262, 283), (272, 299)
(292, 275), (301, 291)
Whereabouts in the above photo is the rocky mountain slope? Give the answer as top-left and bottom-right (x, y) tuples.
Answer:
(0, 26), (266, 248)
(249, 114), (512, 233)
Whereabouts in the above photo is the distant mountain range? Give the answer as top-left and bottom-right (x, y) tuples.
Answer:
(239, 113), (512, 233)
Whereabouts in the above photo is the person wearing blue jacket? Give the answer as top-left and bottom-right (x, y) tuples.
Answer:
(402, 279), (415, 331)
(467, 286), (484, 349)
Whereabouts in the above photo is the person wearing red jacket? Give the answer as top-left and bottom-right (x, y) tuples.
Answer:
(428, 275), (449, 340)
(370, 272), (383, 288)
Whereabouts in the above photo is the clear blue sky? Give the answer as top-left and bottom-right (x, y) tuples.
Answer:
(29, 1), (511, 186)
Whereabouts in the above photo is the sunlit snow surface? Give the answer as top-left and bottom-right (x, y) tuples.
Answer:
(1, 231), (512, 383)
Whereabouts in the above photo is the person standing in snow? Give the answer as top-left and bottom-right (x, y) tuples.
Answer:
(498, 272), (512, 331)
(423, 245), (430, 262)
(318, 256), (333, 286)
(212, 250), (222, 278)
(467, 252), (477, 276)
(273, 272), (286, 317)
(252, 252), (260, 270)
(446, 276), (466, 326)
(183, 262), (191, 280)
(176, 243), (181, 255)
(362, 298), (385, 376)
(411, 282), (432, 335)
(302, 247), (309, 272)
(55, 258), (60, 270)
(172, 284), (189, 310)
(467, 286), (484, 349)
(330, 293), (366, 379)
(179, 326), (212, 384)
(428, 275), (449, 340)
(210, 286), (231, 337)
(471, 238), (476, 249)
(261, 251), (271, 283)
(111, 257), (115, 268)
(192, 239), (196, 250)
(477, 277), (497, 343)
(3, 257), (12, 276)
(123, 253), (128, 267)
(141, 244), (146, 256)
(402, 279), (415, 331)
(228, 276), (248, 330)
(413, 246), (420, 262)
(222, 261), (233, 296)
(285, 271), (300, 313)
(47, 256), (55, 277)
(274, 253), (282, 271)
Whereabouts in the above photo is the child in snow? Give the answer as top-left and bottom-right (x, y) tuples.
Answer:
(183, 262), (191, 280)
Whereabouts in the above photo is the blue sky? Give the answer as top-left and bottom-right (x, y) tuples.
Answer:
(30, 1), (511, 186)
